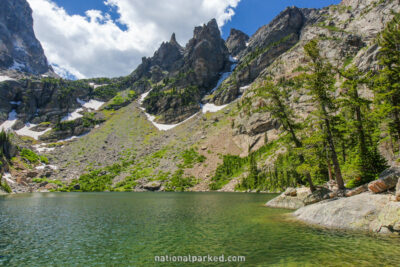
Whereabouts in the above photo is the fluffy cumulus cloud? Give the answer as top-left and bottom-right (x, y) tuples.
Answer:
(27, 0), (240, 79)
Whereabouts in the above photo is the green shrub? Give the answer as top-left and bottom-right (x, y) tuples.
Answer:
(0, 175), (12, 193)
(165, 170), (197, 192)
(32, 178), (63, 186)
(180, 148), (206, 168)
(209, 155), (247, 190)
(20, 148), (44, 164)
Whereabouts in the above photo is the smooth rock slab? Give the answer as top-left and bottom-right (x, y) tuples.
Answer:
(294, 192), (400, 234)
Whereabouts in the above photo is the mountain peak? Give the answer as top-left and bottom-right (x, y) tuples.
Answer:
(170, 33), (177, 44)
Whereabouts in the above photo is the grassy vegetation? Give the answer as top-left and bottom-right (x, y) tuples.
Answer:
(20, 148), (48, 164)
(209, 141), (281, 191)
(59, 163), (123, 192)
(0, 175), (12, 193)
(165, 170), (198, 192)
(104, 90), (137, 110)
(179, 148), (206, 168)
(32, 178), (64, 187)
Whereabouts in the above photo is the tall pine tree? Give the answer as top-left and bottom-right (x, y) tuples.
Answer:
(304, 39), (345, 189)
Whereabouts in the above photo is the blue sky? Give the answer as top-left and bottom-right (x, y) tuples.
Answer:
(29, 0), (341, 78)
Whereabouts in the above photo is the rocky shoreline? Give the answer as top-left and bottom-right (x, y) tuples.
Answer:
(266, 168), (400, 235)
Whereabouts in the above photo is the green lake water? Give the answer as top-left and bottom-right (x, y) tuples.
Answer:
(0, 192), (399, 266)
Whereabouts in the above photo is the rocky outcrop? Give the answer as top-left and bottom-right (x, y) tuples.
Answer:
(294, 192), (400, 234)
(143, 181), (162, 191)
(0, 78), (93, 126)
(266, 187), (311, 209)
(345, 184), (368, 197)
(303, 188), (332, 205)
(368, 167), (400, 193)
(141, 19), (231, 123)
(130, 33), (184, 85)
(0, 0), (52, 74)
(212, 7), (317, 105)
(225, 28), (249, 57)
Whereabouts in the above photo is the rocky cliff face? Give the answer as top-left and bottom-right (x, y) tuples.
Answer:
(0, 0), (52, 74)
(226, 29), (249, 58)
(140, 19), (231, 123)
(212, 7), (319, 105)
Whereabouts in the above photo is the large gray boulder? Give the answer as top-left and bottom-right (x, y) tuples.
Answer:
(143, 181), (162, 191)
(295, 192), (400, 234)
(266, 187), (311, 209)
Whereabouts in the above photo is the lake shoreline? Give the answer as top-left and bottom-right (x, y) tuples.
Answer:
(267, 189), (400, 235)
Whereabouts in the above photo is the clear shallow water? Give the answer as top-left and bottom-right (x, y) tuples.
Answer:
(0, 193), (399, 266)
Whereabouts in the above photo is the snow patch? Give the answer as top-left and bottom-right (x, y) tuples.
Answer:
(211, 59), (237, 93)
(35, 164), (58, 170)
(59, 132), (89, 142)
(0, 110), (18, 131)
(3, 172), (15, 184)
(0, 76), (16, 82)
(89, 83), (108, 89)
(61, 108), (83, 122)
(239, 85), (251, 94)
(202, 103), (228, 114)
(139, 90), (152, 104)
(16, 123), (51, 140)
(77, 98), (104, 110)
(144, 112), (198, 131)
(33, 144), (55, 153)
(10, 101), (21, 105)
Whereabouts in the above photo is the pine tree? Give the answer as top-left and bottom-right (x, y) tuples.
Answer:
(257, 77), (315, 191)
(304, 39), (345, 189)
(374, 13), (400, 152)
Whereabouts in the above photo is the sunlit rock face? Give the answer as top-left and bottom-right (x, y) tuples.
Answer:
(0, 0), (52, 74)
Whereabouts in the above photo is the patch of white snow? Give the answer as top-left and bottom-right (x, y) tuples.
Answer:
(16, 123), (51, 140)
(0, 110), (18, 131)
(61, 108), (84, 122)
(76, 98), (104, 110)
(202, 103), (228, 114)
(0, 76), (16, 82)
(3, 172), (15, 184)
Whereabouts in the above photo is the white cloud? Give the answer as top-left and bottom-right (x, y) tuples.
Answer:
(27, 0), (240, 79)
